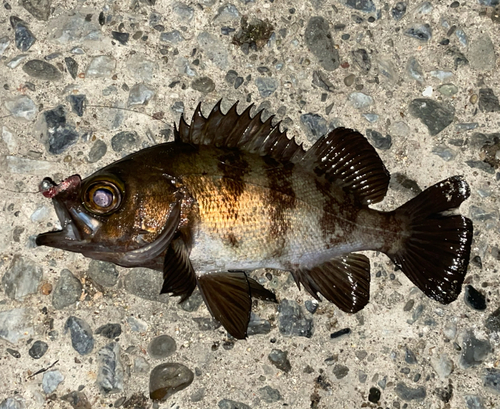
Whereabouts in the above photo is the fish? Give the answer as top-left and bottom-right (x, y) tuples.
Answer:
(36, 101), (473, 339)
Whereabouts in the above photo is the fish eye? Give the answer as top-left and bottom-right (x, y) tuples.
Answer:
(83, 181), (122, 215)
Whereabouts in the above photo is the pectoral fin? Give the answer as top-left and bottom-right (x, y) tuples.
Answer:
(197, 271), (276, 339)
(292, 254), (371, 313)
(161, 237), (197, 302)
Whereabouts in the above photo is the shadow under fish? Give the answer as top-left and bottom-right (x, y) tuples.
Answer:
(36, 101), (473, 339)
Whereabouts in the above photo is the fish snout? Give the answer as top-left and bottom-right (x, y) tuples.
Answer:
(40, 175), (82, 199)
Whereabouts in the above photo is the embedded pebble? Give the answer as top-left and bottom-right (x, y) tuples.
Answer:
(87, 260), (119, 287)
(391, 2), (406, 20)
(368, 387), (381, 403)
(432, 145), (456, 161)
(483, 368), (500, 393)
(478, 88), (500, 112)
(7, 55), (29, 69)
(134, 356), (150, 373)
(258, 386), (281, 403)
(65, 57), (78, 79)
(127, 316), (148, 332)
(404, 347), (417, 364)
(161, 30), (184, 44)
(2, 256), (42, 301)
(191, 77), (216, 93)
(7, 156), (53, 175)
(6, 348), (20, 358)
(352, 49), (371, 72)
(278, 299), (314, 338)
(214, 4), (240, 23)
(123, 268), (168, 302)
(430, 70), (453, 81)
(485, 307), (500, 332)
(469, 35), (496, 71)
(60, 391), (91, 409)
(127, 54), (155, 83)
(406, 57), (424, 83)
(197, 32), (229, 70)
(111, 31), (129, 45)
(300, 113), (328, 141)
(193, 317), (221, 331)
(97, 343), (124, 394)
(111, 131), (139, 153)
(247, 313), (271, 335)
(438, 83), (458, 96)
(174, 3), (194, 21)
(464, 285), (486, 310)
(343, 0), (375, 12)
(0, 36), (10, 55)
(179, 291), (204, 312)
(4, 95), (38, 121)
(305, 17), (340, 71)
(22, 0), (51, 21)
(40, 106), (79, 154)
(64, 316), (94, 355)
(405, 24), (432, 42)
(86, 56), (116, 78)
(268, 349), (291, 373)
(255, 77), (278, 97)
(455, 28), (467, 46)
(395, 382), (426, 401)
(465, 395), (485, 409)
(11, 17), (36, 51)
(305, 300), (319, 314)
(128, 83), (155, 106)
(0, 397), (25, 409)
(52, 269), (82, 310)
(455, 123), (478, 132)
(333, 364), (349, 379)
(96, 324), (122, 339)
(431, 354), (454, 379)
(218, 399), (251, 409)
(313, 70), (335, 92)
(149, 363), (194, 401)
(42, 370), (64, 394)
(460, 331), (491, 368)
(29, 340), (48, 359)
(88, 139), (108, 163)
(148, 335), (177, 359)
(408, 98), (455, 135)
(366, 129), (392, 150)
(389, 121), (410, 137)
(348, 92), (373, 109)
(22, 59), (61, 81)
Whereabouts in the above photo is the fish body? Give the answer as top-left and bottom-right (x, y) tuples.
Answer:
(37, 101), (473, 339)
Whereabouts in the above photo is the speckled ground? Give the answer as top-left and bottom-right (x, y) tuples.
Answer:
(0, 0), (499, 408)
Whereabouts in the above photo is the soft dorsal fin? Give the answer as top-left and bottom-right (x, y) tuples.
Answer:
(301, 128), (390, 204)
(175, 100), (305, 163)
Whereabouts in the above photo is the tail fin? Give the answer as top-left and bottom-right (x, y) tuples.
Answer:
(387, 176), (473, 304)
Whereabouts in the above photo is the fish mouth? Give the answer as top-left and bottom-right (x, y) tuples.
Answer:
(36, 176), (86, 250)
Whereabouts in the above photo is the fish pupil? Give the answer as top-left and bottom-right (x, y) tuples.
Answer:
(93, 188), (113, 208)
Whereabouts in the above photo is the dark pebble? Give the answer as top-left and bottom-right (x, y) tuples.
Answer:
(21, 0), (51, 20)
(23, 59), (62, 81)
(405, 24), (432, 42)
(268, 349), (291, 373)
(330, 328), (351, 339)
(405, 347), (417, 364)
(258, 385), (281, 403)
(460, 330), (491, 368)
(352, 49), (371, 72)
(478, 88), (500, 113)
(471, 256), (482, 269)
(345, 0), (375, 12)
(333, 364), (349, 379)
(67, 94), (87, 117)
(191, 77), (215, 93)
(483, 368), (500, 393)
(368, 387), (381, 403)
(392, 1), (406, 19)
(65, 57), (78, 79)
(60, 391), (92, 409)
(300, 113), (328, 141)
(304, 299), (319, 314)
(148, 335), (177, 359)
(52, 269), (82, 310)
(29, 340), (48, 359)
(225, 70), (238, 85)
(64, 316), (94, 355)
(11, 17), (36, 51)
(278, 299), (314, 338)
(366, 129), (392, 150)
(150, 363), (194, 401)
(408, 98), (455, 136)
(440, 38), (450, 45)
(111, 131), (139, 153)
(218, 399), (251, 409)
(95, 323), (122, 339)
(6, 348), (20, 358)
(42, 106), (79, 154)
(485, 307), (500, 332)
(234, 77), (244, 89)
(97, 342), (123, 394)
(312, 70), (335, 92)
(112, 31), (129, 45)
(88, 139), (107, 163)
(124, 268), (168, 302)
(305, 17), (340, 71)
(464, 285), (486, 310)
(87, 260), (118, 287)
(247, 313), (271, 335)
(179, 291), (204, 312)
(394, 382), (426, 401)
(435, 384), (453, 403)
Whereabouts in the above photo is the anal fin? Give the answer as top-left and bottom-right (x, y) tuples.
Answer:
(161, 237), (197, 303)
(292, 254), (371, 313)
(197, 271), (276, 339)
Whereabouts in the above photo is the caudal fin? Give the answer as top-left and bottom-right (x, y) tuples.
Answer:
(387, 176), (473, 304)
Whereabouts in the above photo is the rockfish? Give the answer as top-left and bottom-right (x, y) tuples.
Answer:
(37, 101), (473, 339)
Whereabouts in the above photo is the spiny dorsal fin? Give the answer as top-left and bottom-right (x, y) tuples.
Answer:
(174, 100), (305, 163)
(301, 128), (390, 204)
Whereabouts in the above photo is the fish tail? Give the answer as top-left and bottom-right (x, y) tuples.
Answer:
(387, 176), (473, 304)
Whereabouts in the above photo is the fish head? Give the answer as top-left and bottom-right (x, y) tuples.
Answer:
(36, 160), (181, 267)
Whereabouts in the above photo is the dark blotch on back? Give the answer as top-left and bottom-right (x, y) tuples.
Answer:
(218, 150), (249, 199)
(264, 156), (296, 256)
